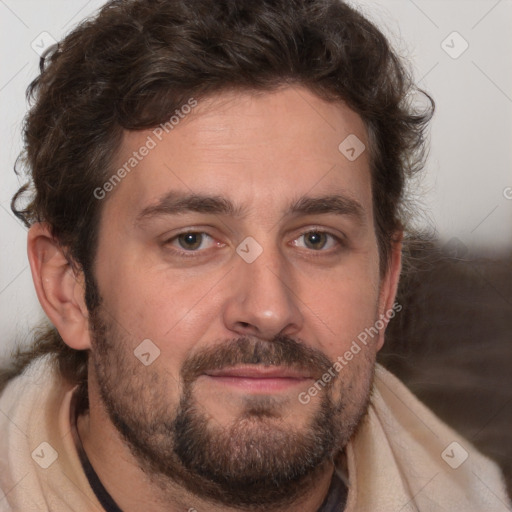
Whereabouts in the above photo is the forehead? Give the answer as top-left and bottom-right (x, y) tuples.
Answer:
(103, 86), (372, 223)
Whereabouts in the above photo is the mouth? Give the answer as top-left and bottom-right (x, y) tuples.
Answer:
(202, 365), (313, 393)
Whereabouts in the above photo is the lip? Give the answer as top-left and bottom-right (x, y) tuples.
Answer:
(202, 365), (312, 393)
(205, 365), (311, 379)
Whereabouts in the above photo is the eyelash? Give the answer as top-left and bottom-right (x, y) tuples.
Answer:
(163, 229), (345, 258)
(164, 232), (220, 257)
(291, 230), (341, 252)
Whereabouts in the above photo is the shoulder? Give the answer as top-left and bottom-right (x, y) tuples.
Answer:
(0, 353), (57, 403)
(0, 353), (97, 511)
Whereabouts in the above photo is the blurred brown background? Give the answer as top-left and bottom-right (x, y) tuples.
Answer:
(379, 239), (512, 498)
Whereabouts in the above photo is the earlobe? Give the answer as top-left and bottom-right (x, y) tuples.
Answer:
(27, 223), (92, 350)
(375, 233), (403, 351)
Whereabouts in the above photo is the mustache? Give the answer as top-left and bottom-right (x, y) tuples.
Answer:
(180, 335), (333, 384)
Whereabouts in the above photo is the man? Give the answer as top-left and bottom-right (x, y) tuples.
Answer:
(0, 0), (509, 510)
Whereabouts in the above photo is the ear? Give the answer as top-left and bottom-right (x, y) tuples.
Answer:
(375, 232), (403, 351)
(27, 223), (92, 350)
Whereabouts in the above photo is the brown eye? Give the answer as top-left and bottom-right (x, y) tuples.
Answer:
(177, 232), (204, 250)
(292, 230), (341, 253)
(303, 232), (328, 250)
(164, 231), (223, 257)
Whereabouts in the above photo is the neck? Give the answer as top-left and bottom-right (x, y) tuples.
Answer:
(76, 378), (337, 512)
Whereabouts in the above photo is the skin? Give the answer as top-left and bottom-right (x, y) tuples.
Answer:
(28, 86), (402, 511)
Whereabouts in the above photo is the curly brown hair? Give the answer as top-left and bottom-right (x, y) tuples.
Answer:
(7, 0), (433, 386)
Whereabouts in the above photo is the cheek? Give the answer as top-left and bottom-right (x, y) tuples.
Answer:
(300, 259), (381, 358)
(95, 257), (225, 364)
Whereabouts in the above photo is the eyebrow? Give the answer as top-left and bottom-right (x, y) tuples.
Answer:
(135, 191), (366, 225)
(136, 192), (244, 222)
(289, 194), (365, 221)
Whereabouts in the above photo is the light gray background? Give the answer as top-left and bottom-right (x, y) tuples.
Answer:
(1, 0), (511, 359)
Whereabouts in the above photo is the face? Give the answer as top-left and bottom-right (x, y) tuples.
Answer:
(87, 86), (395, 507)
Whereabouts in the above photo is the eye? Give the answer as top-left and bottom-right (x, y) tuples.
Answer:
(292, 231), (340, 251)
(167, 232), (216, 251)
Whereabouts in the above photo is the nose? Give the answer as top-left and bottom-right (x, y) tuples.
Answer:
(222, 245), (304, 340)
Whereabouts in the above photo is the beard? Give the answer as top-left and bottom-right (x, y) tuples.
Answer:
(87, 303), (376, 509)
